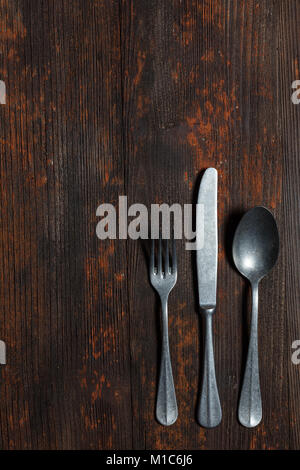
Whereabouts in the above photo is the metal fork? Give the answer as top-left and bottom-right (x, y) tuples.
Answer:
(149, 236), (178, 426)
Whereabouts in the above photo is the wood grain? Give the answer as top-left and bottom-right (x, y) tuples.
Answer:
(0, 0), (299, 450)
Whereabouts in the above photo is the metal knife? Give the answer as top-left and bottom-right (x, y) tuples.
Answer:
(196, 167), (222, 428)
(0, 340), (6, 364)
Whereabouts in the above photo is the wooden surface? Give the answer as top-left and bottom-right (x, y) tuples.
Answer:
(0, 0), (299, 450)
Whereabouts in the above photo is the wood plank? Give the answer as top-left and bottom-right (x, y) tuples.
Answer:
(278, 0), (300, 451)
(0, 0), (132, 449)
(121, 0), (287, 450)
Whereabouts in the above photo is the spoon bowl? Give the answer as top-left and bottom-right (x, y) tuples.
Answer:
(233, 206), (279, 284)
(233, 206), (279, 428)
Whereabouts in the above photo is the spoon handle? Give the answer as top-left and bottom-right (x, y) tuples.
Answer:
(197, 308), (222, 428)
(238, 283), (262, 428)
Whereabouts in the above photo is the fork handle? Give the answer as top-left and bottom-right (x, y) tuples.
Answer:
(156, 297), (178, 426)
(197, 308), (222, 428)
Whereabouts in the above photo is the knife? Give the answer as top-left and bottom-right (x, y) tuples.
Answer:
(196, 167), (222, 428)
(0, 340), (6, 364)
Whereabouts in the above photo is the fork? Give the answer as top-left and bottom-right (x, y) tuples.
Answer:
(149, 236), (178, 426)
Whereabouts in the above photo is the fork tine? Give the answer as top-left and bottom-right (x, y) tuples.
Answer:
(172, 237), (177, 273)
(150, 238), (155, 273)
(164, 239), (169, 275)
(158, 234), (162, 275)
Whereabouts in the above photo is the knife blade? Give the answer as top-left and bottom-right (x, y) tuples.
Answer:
(196, 167), (218, 308)
(196, 167), (222, 428)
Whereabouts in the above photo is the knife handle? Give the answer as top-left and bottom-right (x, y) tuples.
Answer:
(197, 308), (222, 428)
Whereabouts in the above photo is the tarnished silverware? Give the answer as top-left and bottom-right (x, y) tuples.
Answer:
(196, 168), (222, 428)
(149, 235), (178, 426)
(233, 206), (279, 428)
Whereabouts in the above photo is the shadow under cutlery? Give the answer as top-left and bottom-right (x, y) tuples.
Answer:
(224, 210), (251, 423)
(140, 238), (161, 422)
(191, 170), (207, 424)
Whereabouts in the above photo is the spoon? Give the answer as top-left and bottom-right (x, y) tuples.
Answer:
(232, 206), (279, 428)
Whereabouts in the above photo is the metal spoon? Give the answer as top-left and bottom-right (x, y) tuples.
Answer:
(232, 206), (279, 428)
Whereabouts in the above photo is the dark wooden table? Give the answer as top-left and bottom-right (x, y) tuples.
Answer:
(0, 0), (299, 450)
